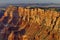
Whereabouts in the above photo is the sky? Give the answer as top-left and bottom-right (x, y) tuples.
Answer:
(0, 0), (60, 4)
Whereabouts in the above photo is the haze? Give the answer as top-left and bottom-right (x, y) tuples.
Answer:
(0, 0), (60, 4)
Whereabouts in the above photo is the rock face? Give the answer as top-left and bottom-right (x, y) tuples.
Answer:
(0, 5), (60, 40)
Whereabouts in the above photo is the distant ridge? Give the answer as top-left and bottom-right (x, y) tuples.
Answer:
(0, 3), (60, 8)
